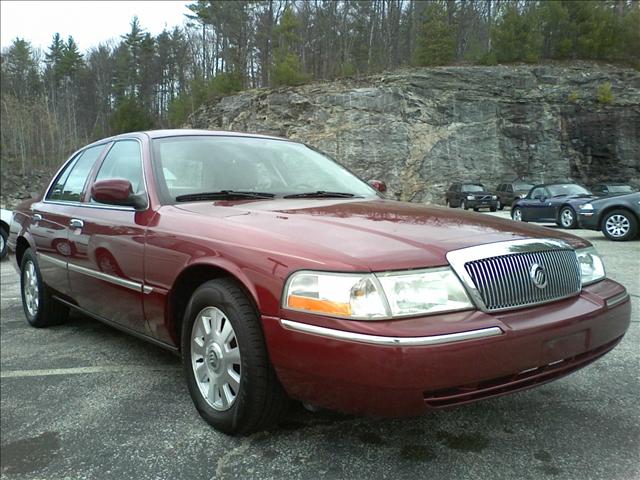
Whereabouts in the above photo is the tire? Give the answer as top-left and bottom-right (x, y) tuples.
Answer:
(497, 200), (504, 211)
(446, 199), (452, 208)
(559, 206), (578, 229)
(601, 209), (638, 241)
(0, 225), (7, 259)
(181, 278), (288, 435)
(512, 207), (525, 222)
(490, 207), (497, 212)
(473, 207), (479, 212)
(20, 248), (69, 327)
(461, 200), (468, 210)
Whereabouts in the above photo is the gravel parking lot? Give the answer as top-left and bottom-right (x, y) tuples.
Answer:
(1, 211), (639, 480)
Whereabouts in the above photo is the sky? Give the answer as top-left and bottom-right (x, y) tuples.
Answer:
(1, 1), (193, 52)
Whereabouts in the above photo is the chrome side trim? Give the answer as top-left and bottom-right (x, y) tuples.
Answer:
(280, 319), (503, 346)
(67, 262), (141, 292)
(38, 252), (154, 294)
(606, 291), (629, 308)
(38, 253), (68, 269)
(43, 200), (136, 212)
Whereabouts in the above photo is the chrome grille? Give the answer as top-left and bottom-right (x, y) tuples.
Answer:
(463, 249), (581, 311)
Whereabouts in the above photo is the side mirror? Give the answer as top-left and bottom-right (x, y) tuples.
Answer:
(369, 180), (387, 193)
(91, 179), (147, 210)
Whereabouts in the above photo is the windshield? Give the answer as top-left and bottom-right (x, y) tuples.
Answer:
(462, 184), (485, 192)
(151, 136), (377, 202)
(608, 185), (635, 193)
(514, 182), (533, 191)
(546, 184), (591, 197)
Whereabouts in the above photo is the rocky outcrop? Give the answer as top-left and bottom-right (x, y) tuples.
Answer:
(188, 63), (640, 203)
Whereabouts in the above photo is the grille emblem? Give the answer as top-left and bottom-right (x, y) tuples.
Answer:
(529, 264), (548, 289)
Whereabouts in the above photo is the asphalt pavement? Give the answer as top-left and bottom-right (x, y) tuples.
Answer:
(1, 211), (639, 480)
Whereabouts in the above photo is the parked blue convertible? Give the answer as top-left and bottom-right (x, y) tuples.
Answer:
(511, 183), (596, 229)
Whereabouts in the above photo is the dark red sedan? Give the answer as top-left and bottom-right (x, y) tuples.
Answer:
(7, 130), (631, 434)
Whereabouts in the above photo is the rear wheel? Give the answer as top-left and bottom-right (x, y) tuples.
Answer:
(446, 199), (452, 208)
(20, 249), (68, 327)
(461, 200), (468, 210)
(490, 207), (497, 212)
(182, 278), (288, 435)
(497, 200), (504, 211)
(559, 207), (577, 229)
(602, 210), (638, 241)
(512, 207), (524, 222)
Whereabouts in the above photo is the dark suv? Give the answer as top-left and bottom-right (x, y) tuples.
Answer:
(495, 181), (534, 210)
(446, 183), (498, 211)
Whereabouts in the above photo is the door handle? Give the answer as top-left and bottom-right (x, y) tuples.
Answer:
(33, 213), (42, 222)
(69, 219), (84, 229)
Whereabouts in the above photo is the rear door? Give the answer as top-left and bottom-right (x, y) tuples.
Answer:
(66, 139), (150, 334)
(33, 145), (107, 296)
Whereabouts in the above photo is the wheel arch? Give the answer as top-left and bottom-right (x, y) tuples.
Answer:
(166, 261), (261, 350)
(0, 220), (9, 233)
(15, 235), (33, 269)
(596, 205), (639, 230)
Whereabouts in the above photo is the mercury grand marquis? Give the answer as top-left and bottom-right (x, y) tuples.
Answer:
(7, 130), (631, 434)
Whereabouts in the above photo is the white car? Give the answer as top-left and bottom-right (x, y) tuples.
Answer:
(1, 208), (12, 259)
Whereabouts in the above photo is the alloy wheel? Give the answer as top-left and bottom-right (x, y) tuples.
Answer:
(190, 306), (242, 411)
(560, 208), (574, 228)
(512, 208), (522, 221)
(23, 260), (40, 317)
(605, 214), (630, 238)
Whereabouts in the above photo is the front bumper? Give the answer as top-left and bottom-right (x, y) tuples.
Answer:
(262, 279), (630, 417)
(466, 198), (497, 209)
(578, 211), (600, 230)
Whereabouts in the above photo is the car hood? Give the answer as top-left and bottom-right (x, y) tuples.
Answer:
(563, 194), (598, 205)
(174, 198), (589, 271)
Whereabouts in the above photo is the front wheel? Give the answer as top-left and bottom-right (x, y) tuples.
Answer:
(512, 207), (525, 222)
(559, 207), (577, 229)
(602, 210), (638, 241)
(0, 225), (7, 259)
(20, 249), (68, 327)
(182, 278), (288, 435)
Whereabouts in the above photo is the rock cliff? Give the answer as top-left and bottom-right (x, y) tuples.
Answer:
(188, 63), (640, 203)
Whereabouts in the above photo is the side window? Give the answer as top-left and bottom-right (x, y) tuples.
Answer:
(94, 141), (145, 196)
(47, 145), (105, 202)
(507, 184), (513, 192)
(530, 187), (544, 199)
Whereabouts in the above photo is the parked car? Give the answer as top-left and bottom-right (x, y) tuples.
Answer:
(578, 192), (640, 241)
(7, 130), (630, 435)
(495, 181), (534, 210)
(589, 183), (638, 197)
(511, 183), (596, 229)
(445, 183), (498, 211)
(1, 208), (12, 259)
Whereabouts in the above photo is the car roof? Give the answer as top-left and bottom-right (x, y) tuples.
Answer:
(82, 129), (292, 150)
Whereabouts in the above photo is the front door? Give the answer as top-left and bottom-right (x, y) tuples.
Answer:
(67, 140), (149, 334)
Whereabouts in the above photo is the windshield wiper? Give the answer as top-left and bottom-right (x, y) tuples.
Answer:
(283, 191), (360, 199)
(175, 190), (275, 202)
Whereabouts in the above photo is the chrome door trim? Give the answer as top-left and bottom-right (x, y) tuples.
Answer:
(38, 253), (68, 269)
(280, 319), (503, 346)
(37, 253), (153, 294)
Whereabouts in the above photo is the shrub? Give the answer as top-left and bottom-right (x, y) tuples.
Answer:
(596, 82), (614, 105)
(568, 90), (580, 103)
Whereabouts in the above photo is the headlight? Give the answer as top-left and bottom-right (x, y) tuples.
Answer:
(580, 203), (594, 211)
(376, 268), (473, 316)
(466, 195), (474, 200)
(576, 247), (605, 285)
(491, 195), (498, 200)
(284, 268), (473, 319)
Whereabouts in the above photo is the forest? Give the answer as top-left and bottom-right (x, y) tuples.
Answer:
(1, 0), (638, 175)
